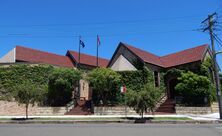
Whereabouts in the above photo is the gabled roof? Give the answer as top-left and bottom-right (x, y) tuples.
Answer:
(123, 43), (164, 67)
(160, 44), (208, 68)
(67, 50), (109, 68)
(119, 42), (209, 68)
(16, 46), (74, 68)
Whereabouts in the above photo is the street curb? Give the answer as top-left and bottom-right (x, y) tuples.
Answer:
(0, 120), (134, 124)
(149, 120), (222, 124)
(0, 120), (221, 124)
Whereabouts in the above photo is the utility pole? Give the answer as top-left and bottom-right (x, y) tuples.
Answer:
(202, 12), (222, 119)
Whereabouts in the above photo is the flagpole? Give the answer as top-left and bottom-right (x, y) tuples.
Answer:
(96, 35), (99, 67)
(78, 35), (81, 69)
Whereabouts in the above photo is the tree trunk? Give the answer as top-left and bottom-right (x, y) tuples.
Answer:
(141, 109), (144, 119)
(25, 104), (29, 119)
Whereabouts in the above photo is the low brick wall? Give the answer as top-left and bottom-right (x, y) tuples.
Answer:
(0, 101), (67, 116)
(176, 106), (212, 114)
(94, 106), (138, 115)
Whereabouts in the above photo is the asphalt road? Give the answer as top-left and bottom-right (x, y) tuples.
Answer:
(0, 124), (222, 136)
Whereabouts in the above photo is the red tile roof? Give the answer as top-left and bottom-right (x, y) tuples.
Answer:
(160, 44), (208, 68)
(122, 43), (209, 68)
(67, 50), (109, 68)
(16, 46), (74, 68)
(123, 43), (164, 67)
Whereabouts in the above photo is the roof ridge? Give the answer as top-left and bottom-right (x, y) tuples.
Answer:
(160, 44), (209, 58)
(121, 42), (164, 67)
(121, 42), (160, 57)
(16, 45), (68, 58)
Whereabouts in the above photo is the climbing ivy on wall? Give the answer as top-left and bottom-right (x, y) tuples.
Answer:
(0, 64), (81, 107)
(0, 64), (53, 100)
(118, 67), (154, 91)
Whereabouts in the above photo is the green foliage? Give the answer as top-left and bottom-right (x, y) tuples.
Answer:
(118, 67), (154, 90)
(0, 64), (81, 106)
(0, 82), (8, 100)
(12, 80), (47, 119)
(200, 57), (213, 78)
(47, 68), (81, 106)
(123, 68), (164, 118)
(126, 83), (163, 118)
(0, 65), (53, 100)
(87, 68), (121, 105)
(164, 68), (183, 83)
(175, 71), (213, 106)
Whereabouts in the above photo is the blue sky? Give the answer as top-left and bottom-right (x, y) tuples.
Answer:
(0, 0), (222, 68)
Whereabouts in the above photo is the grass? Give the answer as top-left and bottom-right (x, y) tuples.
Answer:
(34, 117), (123, 121)
(153, 117), (192, 121)
(0, 118), (11, 120)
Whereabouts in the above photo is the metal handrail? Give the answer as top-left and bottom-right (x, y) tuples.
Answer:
(66, 100), (76, 112)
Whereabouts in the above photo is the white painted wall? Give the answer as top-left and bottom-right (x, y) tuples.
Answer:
(0, 48), (16, 63)
(111, 55), (137, 71)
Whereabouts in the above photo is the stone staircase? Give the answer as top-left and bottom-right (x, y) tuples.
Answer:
(65, 100), (93, 115)
(155, 99), (176, 114)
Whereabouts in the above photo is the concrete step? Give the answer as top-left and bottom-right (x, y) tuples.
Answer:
(155, 99), (175, 113)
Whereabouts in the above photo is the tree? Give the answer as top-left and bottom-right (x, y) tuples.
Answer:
(47, 68), (81, 106)
(12, 80), (46, 119)
(175, 71), (213, 105)
(87, 68), (121, 105)
(126, 83), (163, 118)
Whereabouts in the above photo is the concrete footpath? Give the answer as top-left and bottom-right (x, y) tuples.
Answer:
(0, 113), (221, 124)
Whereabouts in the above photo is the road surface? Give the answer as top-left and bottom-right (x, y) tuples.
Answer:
(0, 124), (222, 136)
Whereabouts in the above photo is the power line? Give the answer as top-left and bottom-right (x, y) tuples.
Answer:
(214, 33), (222, 43)
(0, 29), (196, 39)
(214, 35), (222, 47)
(213, 34), (222, 48)
(0, 15), (205, 28)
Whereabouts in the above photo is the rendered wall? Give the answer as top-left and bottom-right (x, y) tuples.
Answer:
(0, 48), (15, 63)
(111, 55), (137, 71)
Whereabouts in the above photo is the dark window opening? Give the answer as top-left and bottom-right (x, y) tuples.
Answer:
(154, 71), (159, 87)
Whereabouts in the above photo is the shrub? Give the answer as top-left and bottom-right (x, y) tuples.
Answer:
(47, 68), (81, 106)
(175, 71), (213, 106)
(87, 68), (121, 105)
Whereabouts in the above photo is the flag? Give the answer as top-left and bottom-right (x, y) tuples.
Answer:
(79, 38), (85, 48)
(97, 35), (101, 46)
